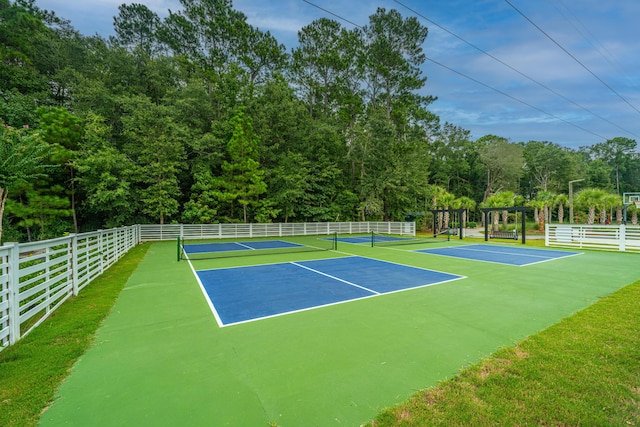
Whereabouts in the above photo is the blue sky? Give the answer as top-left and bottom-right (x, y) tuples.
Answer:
(35, 0), (640, 149)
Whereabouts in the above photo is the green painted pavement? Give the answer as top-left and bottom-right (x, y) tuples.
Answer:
(39, 240), (640, 426)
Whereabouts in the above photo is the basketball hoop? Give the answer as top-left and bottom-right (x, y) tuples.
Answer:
(623, 192), (640, 209)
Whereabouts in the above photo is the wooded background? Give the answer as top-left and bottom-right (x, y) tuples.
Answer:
(1, 0), (638, 243)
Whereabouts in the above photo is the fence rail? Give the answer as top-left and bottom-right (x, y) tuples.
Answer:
(0, 226), (139, 352)
(545, 224), (640, 252)
(1, 221), (413, 352)
(138, 221), (415, 241)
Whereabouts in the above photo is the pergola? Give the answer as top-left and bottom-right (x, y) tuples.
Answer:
(480, 206), (530, 244)
(429, 208), (466, 240)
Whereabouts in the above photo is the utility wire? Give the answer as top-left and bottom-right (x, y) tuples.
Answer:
(301, 0), (609, 140)
(555, 0), (638, 91)
(425, 56), (607, 140)
(505, 0), (640, 116)
(300, 0), (362, 28)
(393, 0), (639, 138)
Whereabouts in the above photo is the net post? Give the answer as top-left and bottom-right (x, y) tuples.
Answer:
(177, 236), (181, 261)
(371, 231), (375, 247)
(333, 231), (338, 250)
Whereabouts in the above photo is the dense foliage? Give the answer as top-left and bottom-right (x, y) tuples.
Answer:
(1, 0), (639, 242)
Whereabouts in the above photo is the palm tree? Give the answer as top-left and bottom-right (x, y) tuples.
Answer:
(526, 198), (545, 231)
(494, 191), (515, 227)
(427, 185), (449, 231)
(576, 188), (607, 225)
(602, 193), (622, 224)
(439, 192), (456, 231)
(482, 193), (505, 231)
(554, 194), (569, 224)
(452, 196), (476, 229)
(530, 191), (555, 231)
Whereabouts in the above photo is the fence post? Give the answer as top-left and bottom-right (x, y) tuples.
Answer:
(98, 230), (104, 275)
(619, 224), (626, 251)
(70, 234), (79, 296)
(7, 242), (20, 345)
(545, 224), (549, 246)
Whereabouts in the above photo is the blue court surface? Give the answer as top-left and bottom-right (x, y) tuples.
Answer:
(416, 244), (581, 266)
(184, 239), (300, 254)
(334, 236), (370, 244)
(195, 257), (464, 326)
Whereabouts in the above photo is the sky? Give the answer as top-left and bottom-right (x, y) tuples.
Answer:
(34, 0), (640, 149)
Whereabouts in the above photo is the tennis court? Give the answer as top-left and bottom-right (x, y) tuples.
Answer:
(180, 234), (337, 260)
(184, 239), (303, 254)
(39, 238), (640, 426)
(416, 244), (581, 266)
(196, 257), (464, 326)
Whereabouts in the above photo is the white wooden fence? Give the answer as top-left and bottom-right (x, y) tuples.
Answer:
(138, 221), (415, 241)
(0, 221), (412, 352)
(545, 224), (640, 252)
(0, 226), (139, 352)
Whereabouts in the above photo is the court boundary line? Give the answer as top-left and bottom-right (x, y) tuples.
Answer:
(186, 256), (225, 327)
(333, 249), (463, 277)
(234, 242), (255, 250)
(219, 293), (380, 327)
(415, 244), (583, 267)
(290, 261), (381, 295)
(193, 255), (358, 273)
(192, 255), (466, 327)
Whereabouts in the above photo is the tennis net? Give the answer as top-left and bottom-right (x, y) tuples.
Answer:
(371, 231), (449, 247)
(178, 233), (337, 261)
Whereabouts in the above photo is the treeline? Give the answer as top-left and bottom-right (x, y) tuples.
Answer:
(1, 0), (639, 242)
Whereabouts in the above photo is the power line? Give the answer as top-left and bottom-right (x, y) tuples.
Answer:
(393, 0), (639, 139)
(554, 0), (638, 91)
(300, 0), (362, 28)
(425, 56), (607, 140)
(505, 0), (640, 116)
(300, 0), (609, 141)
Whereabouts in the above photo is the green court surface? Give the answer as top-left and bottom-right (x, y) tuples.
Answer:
(38, 239), (640, 426)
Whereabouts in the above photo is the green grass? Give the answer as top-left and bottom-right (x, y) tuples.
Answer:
(0, 243), (150, 427)
(366, 279), (640, 426)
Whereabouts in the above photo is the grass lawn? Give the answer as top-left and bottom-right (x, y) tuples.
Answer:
(0, 243), (150, 427)
(366, 279), (640, 426)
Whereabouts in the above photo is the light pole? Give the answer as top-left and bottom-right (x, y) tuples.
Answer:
(569, 179), (585, 224)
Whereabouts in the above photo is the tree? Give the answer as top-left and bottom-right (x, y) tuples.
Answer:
(576, 188), (608, 225)
(477, 135), (524, 201)
(74, 113), (138, 229)
(522, 140), (571, 194)
(121, 98), (186, 224)
(362, 8), (433, 120)
(0, 123), (51, 242)
(452, 196), (476, 229)
(531, 190), (556, 231)
(481, 193), (505, 231)
(113, 3), (162, 57)
(213, 108), (266, 223)
(36, 106), (83, 232)
(554, 193), (568, 224)
(590, 137), (637, 195)
(290, 18), (363, 119)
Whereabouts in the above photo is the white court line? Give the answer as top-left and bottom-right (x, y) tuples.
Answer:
(185, 256), (225, 328)
(290, 261), (381, 295)
(451, 246), (563, 259)
(220, 293), (380, 327)
(418, 245), (582, 267)
(234, 242), (255, 250)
